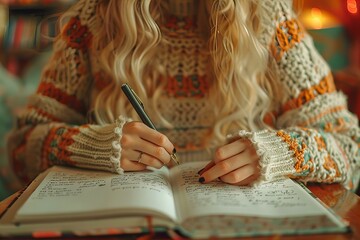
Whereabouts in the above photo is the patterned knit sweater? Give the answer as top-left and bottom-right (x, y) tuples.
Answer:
(7, 0), (360, 190)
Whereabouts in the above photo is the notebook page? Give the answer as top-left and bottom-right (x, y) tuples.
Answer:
(15, 166), (177, 223)
(170, 162), (329, 222)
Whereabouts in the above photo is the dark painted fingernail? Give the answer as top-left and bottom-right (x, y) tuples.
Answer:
(198, 177), (205, 183)
(172, 148), (176, 154)
(197, 168), (205, 175)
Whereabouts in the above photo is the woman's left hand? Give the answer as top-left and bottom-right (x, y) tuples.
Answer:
(198, 138), (260, 185)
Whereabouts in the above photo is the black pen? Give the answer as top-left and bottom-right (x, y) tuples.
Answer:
(121, 83), (179, 165)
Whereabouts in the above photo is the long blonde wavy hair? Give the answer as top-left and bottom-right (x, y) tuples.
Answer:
(76, 0), (282, 144)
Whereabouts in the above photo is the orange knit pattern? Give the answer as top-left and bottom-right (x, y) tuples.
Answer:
(42, 126), (81, 167)
(298, 106), (347, 127)
(277, 130), (341, 181)
(271, 18), (304, 61)
(27, 106), (61, 122)
(166, 75), (210, 98)
(276, 130), (312, 174)
(37, 82), (86, 114)
(62, 17), (92, 51)
(281, 74), (336, 114)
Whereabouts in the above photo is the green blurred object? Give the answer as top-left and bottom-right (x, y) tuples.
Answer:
(0, 63), (21, 200)
(308, 25), (350, 71)
(0, 50), (52, 201)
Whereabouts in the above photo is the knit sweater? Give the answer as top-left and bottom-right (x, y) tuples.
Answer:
(7, 0), (360, 190)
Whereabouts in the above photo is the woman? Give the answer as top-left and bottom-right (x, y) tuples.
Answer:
(7, 0), (359, 191)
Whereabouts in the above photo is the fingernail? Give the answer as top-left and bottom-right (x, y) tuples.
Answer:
(198, 177), (205, 183)
(197, 168), (205, 175)
(172, 148), (177, 154)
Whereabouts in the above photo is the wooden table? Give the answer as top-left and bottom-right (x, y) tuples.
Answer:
(1, 183), (359, 240)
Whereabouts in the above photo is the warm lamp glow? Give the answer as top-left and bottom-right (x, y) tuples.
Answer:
(347, 0), (358, 14)
(311, 8), (323, 29)
(300, 8), (340, 30)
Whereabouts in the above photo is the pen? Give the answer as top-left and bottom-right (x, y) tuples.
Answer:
(121, 83), (179, 165)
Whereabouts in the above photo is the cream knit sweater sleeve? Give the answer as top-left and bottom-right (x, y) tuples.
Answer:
(6, 0), (129, 183)
(236, 0), (360, 190)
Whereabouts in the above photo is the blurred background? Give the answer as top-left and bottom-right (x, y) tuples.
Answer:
(0, 0), (359, 200)
(0, 0), (75, 200)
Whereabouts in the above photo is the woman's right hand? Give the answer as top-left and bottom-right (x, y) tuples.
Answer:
(120, 121), (175, 171)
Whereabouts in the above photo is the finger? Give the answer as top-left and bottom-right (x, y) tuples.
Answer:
(120, 149), (143, 161)
(121, 149), (170, 166)
(234, 173), (260, 186)
(226, 135), (241, 143)
(123, 121), (175, 154)
(137, 152), (165, 169)
(197, 161), (215, 175)
(141, 142), (172, 166)
(121, 159), (147, 171)
(199, 149), (255, 183)
(214, 139), (249, 163)
(219, 163), (259, 184)
(121, 135), (172, 166)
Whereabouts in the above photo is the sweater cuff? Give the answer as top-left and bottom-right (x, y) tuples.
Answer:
(67, 115), (131, 174)
(232, 130), (297, 185)
(112, 115), (132, 174)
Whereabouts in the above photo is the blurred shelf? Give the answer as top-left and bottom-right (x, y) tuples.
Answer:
(0, 0), (75, 77)
(5, 0), (74, 9)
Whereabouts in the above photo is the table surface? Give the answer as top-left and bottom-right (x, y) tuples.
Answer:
(0, 183), (359, 240)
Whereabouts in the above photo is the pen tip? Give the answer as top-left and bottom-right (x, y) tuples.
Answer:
(170, 153), (180, 165)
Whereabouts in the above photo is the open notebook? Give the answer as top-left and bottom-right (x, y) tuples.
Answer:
(0, 161), (349, 239)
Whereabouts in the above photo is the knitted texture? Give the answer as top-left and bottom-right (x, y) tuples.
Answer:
(7, 0), (360, 190)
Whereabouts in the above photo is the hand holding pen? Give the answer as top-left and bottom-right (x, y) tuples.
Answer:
(119, 83), (179, 171)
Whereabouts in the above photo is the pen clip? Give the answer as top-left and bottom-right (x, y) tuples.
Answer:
(170, 154), (180, 165)
(130, 87), (144, 109)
